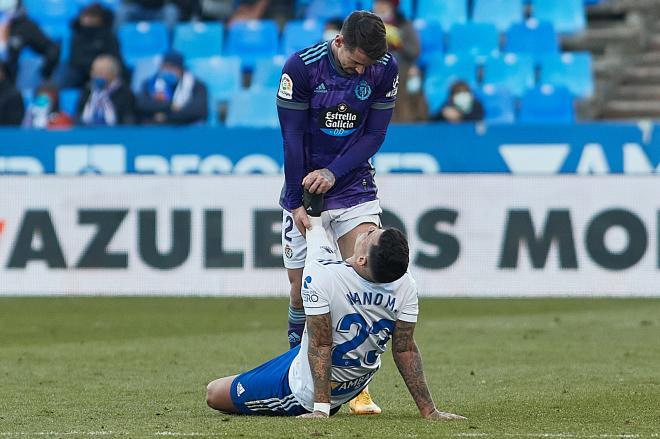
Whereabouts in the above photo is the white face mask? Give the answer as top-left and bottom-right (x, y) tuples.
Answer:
(406, 75), (421, 94)
(323, 30), (337, 42)
(0, 0), (17, 13)
(453, 91), (473, 113)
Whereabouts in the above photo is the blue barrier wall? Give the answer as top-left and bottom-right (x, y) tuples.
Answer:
(1, 123), (659, 174)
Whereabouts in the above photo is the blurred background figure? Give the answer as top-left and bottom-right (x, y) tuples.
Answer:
(198, 0), (233, 21)
(76, 54), (134, 126)
(372, 0), (420, 122)
(322, 17), (343, 42)
(22, 82), (73, 129)
(229, 0), (294, 28)
(64, 3), (123, 88)
(431, 80), (484, 123)
(116, 0), (180, 30)
(0, 0), (60, 84)
(0, 60), (23, 125)
(136, 50), (207, 125)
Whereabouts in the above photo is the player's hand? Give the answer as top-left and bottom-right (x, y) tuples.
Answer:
(423, 408), (467, 421)
(292, 206), (311, 236)
(302, 169), (336, 194)
(297, 411), (329, 419)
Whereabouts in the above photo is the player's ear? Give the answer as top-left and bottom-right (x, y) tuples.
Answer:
(335, 34), (343, 48)
(356, 254), (367, 267)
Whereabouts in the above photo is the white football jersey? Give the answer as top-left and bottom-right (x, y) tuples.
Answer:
(288, 258), (419, 410)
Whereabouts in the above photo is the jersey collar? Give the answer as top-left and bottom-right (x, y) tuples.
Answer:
(327, 40), (352, 77)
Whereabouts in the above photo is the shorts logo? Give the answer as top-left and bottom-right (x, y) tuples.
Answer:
(303, 275), (312, 288)
(236, 382), (245, 397)
(278, 73), (293, 100)
(319, 103), (361, 137)
(321, 246), (334, 254)
(284, 244), (293, 259)
(355, 80), (372, 100)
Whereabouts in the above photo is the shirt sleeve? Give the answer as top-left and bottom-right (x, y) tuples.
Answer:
(301, 263), (331, 316)
(398, 275), (419, 323)
(276, 54), (312, 110)
(370, 54), (399, 111)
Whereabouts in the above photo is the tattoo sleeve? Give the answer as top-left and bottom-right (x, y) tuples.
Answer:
(392, 320), (436, 416)
(306, 313), (333, 404)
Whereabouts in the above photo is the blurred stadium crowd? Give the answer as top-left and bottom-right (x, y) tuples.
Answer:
(0, 0), (598, 129)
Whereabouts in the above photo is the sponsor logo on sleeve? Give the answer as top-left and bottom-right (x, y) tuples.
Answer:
(385, 75), (399, 98)
(278, 73), (293, 100)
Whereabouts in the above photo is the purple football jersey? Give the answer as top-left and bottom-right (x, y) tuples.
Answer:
(277, 40), (399, 211)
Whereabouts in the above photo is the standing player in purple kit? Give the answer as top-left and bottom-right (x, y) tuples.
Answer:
(276, 10), (399, 415)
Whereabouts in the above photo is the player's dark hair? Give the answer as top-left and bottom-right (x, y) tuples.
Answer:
(341, 11), (388, 61)
(369, 228), (409, 283)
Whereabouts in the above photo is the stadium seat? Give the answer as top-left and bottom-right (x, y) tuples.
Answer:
(59, 88), (81, 116)
(539, 52), (594, 98)
(131, 55), (162, 93)
(16, 50), (43, 92)
(447, 22), (499, 62)
(251, 56), (286, 90)
(225, 20), (280, 72)
(173, 22), (224, 60)
(412, 19), (445, 69)
(118, 22), (169, 67)
(416, 0), (467, 30)
(225, 89), (279, 128)
(423, 54), (477, 114)
(304, 0), (360, 21)
(478, 85), (516, 124)
(483, 53), (535, 97)
(23, 0), (78, 26)
(531, 0), (586, 34)
(504, 19), (559, 59)
(518, 85), (575, 123)
(472, 0), (524, 32)
(187, 56), (242, 102)
(282, 20), (324, 56)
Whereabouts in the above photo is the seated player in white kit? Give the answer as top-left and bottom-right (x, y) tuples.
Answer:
(206, 193), (465, 420)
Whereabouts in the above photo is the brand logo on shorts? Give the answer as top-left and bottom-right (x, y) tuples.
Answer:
(321, 246), (334, 254)
(303, 275), (312, 289)
(284, 244), (293, 259)
(236, 382), (245, 397)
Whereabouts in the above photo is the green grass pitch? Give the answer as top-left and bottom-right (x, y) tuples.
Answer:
(1, 297), (659, 438)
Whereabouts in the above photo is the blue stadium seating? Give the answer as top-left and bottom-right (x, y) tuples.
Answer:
(251, 56), (286, 90)
(539, 52), (593, 98)
(282, 20), (324, 56)
(187, 56), (242, 102)
(447, 22), (499, 62)
(483, 53), (535, 97)
(423, 54), (478, 114)
(225, 89), (279, 128)
(23, 0), (78, 26)
(504, 20), (559, 59)
(531, 0), (586, 34)
(472, 0), (524, 33)
(118, 22), (169, 67)
(131, 55), (162, 93)
(412, 19), (445, 68)
(173, 22), (224, 60)
(225, 20), (280, 71)
(304, 0), (360, 21)
(478, 85), (516, 124)
(59, 88), (81, 116)
(416, 0), (467, 30)
(518, 85), (575, 123)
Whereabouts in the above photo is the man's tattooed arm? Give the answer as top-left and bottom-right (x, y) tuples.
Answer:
(307, 313), (333, 405)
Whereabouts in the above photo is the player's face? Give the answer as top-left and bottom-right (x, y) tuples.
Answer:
(334, 35), (377, 76)
(354, 225), (384, 259)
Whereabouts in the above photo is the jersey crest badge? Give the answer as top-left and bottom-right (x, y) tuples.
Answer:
(278, 73), (293, 100)
(355, 80), (372, 100)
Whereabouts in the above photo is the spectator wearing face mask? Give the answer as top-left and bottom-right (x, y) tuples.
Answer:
(0, 0), (60, 84)
(431, 80), (484, 123)
(136, 51), (208, 125)
(22, 82), (73, 129)
(0, 60), (23, 125)
(76, 54), (135, 126)
(372, 0), (420, 122)
(64, 3), (124, 89)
